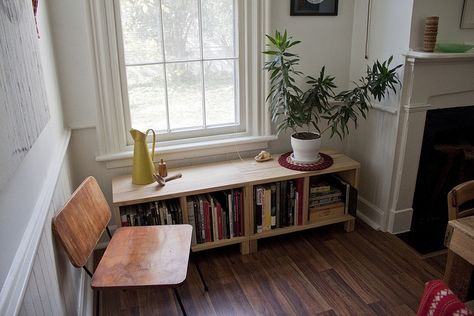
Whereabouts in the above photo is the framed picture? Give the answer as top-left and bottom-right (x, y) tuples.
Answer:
(461, 0), (474, 29)
(290, 0), (339, 16)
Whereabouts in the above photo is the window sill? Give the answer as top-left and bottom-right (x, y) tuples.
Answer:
(96, 135), (278, 169)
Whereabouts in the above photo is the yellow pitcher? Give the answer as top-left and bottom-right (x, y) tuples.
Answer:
(130, 128), (156, 185)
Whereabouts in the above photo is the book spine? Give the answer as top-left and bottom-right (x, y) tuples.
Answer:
(289, 180), (295, 226)
(280, 181), (288, 227)
(255, 186), (264, 233)
(275, 182), (281, 228)
(187, 199), (197, 245)
(263, 187), (272, 231)
(199, 198), (206, 242)
(238, 191), (244, 236)
(203, 198), (211, 242)
(228, 192), (234, 238)
(216, 201), (223, 240)
(271, 185), (276, 229)
(296, 178), (304, 226)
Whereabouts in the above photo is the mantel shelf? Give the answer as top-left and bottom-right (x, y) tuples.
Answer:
(405, 50), (474, 62)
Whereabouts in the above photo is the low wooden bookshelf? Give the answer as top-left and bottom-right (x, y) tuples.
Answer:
(111, 149), (359, 254)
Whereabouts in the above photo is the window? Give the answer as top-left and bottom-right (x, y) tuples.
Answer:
(90, 0), (274, 164)
(118, 0), (242, 139)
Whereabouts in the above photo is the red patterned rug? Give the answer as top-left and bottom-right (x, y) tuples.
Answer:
(278, 152), (333, 171)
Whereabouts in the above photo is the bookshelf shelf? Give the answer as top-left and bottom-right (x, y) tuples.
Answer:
(112, 149), (359, 254)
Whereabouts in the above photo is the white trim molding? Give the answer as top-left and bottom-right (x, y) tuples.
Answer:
(0, 130), (71, 316)
(387, 208), (413, 234)
(89, 0), (275, 162)
(356, 196), (384, 230)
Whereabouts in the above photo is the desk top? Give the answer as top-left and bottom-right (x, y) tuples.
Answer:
(91, 225), (192, 289)
(112, 149), (360, 207)
(446, 216), (474, 265)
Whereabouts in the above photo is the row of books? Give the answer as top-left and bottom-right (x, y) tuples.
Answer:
(254, 179), (304, 233)
(187, 190), (244, 245)
(309, 175), (358, 222)
(119, 199), (183, 227)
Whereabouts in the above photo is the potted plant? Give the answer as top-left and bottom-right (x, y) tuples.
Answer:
(263, 30), (402, 163)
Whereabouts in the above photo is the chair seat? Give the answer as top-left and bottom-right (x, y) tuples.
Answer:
(91, 225), (192, 289)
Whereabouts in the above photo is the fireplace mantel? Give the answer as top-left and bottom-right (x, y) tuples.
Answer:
(387, 51), (474, 233)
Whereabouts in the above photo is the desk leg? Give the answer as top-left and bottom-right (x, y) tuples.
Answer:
(445, 249), (473, 301)
(173, 288), (187, 316)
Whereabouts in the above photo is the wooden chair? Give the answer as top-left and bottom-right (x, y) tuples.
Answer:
(445, 180), (474, 301)
(52, 176), (192, 314)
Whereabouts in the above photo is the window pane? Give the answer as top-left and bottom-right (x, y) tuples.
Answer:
(201, 0), (236, 59)
(204, 60), (236, 125)
(167, 62), (203, 129)
(161, 0), (200, 61)
(119, 0), (163, 65)
(126, 65), (168, 131)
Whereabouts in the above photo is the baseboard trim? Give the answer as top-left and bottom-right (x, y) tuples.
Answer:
(356, 196), (384, 230)
(388, 208), (413, 234)
(0, 129), (71, 316)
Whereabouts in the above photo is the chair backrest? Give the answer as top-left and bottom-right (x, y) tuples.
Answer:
(52, 176), (111, 268)
(447, 180), (474, 221)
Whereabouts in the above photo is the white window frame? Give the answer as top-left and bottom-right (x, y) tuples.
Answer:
(89, 0), (275, 167)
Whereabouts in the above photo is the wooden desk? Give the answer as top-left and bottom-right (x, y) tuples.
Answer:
(444, 216), (474, 300)
(92, 225), (192, 289)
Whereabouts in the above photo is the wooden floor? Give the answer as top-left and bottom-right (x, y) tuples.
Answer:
(96, 222), (446, 315)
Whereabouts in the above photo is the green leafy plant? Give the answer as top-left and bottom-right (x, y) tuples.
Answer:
(263, 30), (402, 139)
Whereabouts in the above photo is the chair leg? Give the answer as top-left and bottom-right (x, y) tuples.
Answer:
(173, 288), (187, 316)
(192, 251), (209, 292)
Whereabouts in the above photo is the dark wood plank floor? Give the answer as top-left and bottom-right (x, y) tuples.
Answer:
(96, 222), (446, 315)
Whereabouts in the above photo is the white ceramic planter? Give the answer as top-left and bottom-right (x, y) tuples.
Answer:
(291, 132), (321, 163)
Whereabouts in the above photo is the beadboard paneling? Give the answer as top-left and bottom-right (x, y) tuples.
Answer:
(18, 155), (88, 316)
(345, 109), (398, 229)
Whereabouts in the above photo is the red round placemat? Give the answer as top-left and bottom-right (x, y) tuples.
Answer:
(278, 152), (333, 171)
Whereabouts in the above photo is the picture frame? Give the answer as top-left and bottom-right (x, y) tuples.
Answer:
(290, 0), (339, 16)
(461, 0), (474, 29)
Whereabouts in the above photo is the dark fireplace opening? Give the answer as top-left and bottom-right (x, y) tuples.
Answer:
(398, 105), (474, 254)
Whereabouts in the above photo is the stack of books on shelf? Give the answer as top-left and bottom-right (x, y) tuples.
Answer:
(309, 175), (358, 223)
(119, 199), (183, 227)
(187, 189), (244, 245)
(254, 179), (304, 233)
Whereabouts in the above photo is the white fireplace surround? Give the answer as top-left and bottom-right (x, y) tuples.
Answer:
(387, 51), (474, 233)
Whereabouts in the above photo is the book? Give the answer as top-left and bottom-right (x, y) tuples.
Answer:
(228, 191), (234, 238)
(288, 180), (295, 226)
(255, 186), (264, 233)
(187, 198), (197, 245)
(270, 184), (277, 228)
(275, 182), (281, 228)
(310, 181), (331, 194)
(263, 186), (272, 231)
(296, 178), (304, 225)
(280, 181), (288, 227)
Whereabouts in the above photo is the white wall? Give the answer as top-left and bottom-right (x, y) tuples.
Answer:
(410, 0), (474, 49)
(0, 0), (83, 314)
(0, 0), (69, 287)
(345, 0), (413, 230)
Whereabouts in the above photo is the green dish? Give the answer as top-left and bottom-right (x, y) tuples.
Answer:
(435, 43), (474, 53)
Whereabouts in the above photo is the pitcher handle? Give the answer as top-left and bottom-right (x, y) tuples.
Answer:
(146, 129), (156, 162)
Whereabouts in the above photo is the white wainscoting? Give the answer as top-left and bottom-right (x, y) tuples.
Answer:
(17, 152), (92, 316)
(0, 130), (92, 316)
(345, 107), (399, 230)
